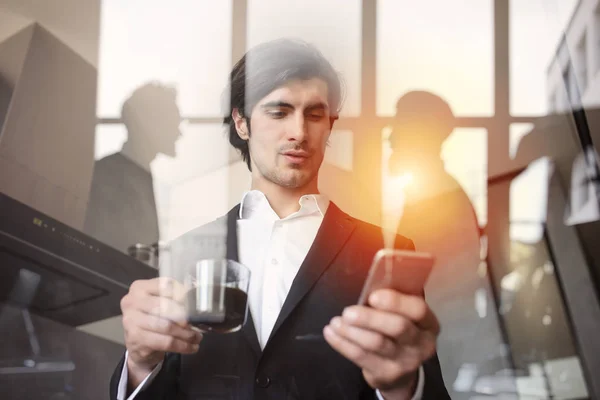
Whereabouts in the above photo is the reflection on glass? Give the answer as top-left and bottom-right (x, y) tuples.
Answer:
(386, 91), (507, 399)
(2, 0), (598, 399)
(492, 160), (591, 399)
(85, 83), (182, 254)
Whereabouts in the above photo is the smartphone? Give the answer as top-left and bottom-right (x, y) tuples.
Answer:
(357, 249), (435, 305)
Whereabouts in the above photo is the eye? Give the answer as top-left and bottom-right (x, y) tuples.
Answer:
(307, 113), (325, 121)
(266, 110), (286, 118)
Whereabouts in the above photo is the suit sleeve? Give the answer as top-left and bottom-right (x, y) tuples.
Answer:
(421, 353), (451, 399)
(109, 353), (181, 400)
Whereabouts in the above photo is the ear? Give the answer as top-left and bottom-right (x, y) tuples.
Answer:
(329, 116), (338, 131)
(232, 108), (249, 140)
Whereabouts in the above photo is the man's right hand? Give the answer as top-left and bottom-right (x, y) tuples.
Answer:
(120, 277), (203, 389)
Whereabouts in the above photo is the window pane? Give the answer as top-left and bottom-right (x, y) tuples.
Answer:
(324, 130), (353, 172)
(97, 0), (232, 117)
(94, 124), (127, 160)
(377, 0), (493, 117)
(247, 0), (361, 117)
(509, 122), (535, 159)
(510, 0), (581, 115)
(152, 123), (234, 188)
(442, 128), (488, 226)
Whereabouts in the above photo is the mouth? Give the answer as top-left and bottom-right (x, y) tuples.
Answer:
(282, 151), (310, 164)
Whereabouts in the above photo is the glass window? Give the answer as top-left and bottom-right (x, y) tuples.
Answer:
(94, 124), (127, 160)
(4, 2), (600, 400)
(509, 122), (535, 159)
(97, 0), (232, 118)
(442, 128), (488, 226)
(509, 0), (580, 115)
(324, 129), (353, 172)
(377, 0), (493, 117)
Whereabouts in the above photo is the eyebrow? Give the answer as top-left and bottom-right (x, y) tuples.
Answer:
(261, 101), (329, 112)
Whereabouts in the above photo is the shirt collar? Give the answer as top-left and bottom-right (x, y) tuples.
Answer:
(239, 190), (329, 220)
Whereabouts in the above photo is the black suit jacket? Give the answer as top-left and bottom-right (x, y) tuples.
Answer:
(110, 202), (450, 399)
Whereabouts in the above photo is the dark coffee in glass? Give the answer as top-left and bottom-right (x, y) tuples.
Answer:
(184, 259), (250, 333)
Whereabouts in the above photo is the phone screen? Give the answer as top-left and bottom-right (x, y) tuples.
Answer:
(357, 249), (435, 305)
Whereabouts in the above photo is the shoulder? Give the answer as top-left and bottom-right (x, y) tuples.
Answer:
(331, 203), (415, 251)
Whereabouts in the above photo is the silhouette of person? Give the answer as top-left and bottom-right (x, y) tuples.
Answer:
(84, 83), (181, 254)
(389, 91), (511, 398)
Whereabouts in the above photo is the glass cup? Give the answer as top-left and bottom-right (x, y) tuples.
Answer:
(183, 259), (250, 333)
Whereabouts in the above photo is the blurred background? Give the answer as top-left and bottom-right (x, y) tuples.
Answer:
(1, 0), (600, 398)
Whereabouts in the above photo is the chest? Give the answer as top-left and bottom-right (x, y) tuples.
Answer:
(237, 218), (321, 292)
(177, 244), (374, 399)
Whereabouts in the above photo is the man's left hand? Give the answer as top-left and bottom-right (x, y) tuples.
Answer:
(323, 288), (440, 400)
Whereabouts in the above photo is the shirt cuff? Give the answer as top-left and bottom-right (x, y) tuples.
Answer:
(375, 365), (425, 400)
(116, 351), (164, 400)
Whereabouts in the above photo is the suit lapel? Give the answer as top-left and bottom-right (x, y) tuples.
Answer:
(268, 202), (356, 343)
(225, 205), (262, 357)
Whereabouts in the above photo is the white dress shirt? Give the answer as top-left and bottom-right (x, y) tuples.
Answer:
(117, 190), (424, 399)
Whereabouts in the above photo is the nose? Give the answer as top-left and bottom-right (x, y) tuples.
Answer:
(287, 114), (307, 142)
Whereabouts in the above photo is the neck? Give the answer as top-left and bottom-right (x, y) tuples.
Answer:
(250, 176), (320, 219)
(120, 141), (155, 172)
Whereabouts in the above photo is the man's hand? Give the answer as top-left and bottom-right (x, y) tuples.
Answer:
(323, 288), (440, 400)
(121, 277), (203, 389)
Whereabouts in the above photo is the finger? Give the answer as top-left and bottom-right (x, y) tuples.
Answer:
(134, 328), (201, 355)
(126, 310), (203, 344)
(341, 306), (419, 344)
(323, 324), (384, 373)
(130, 277), (187, 301)
(368, 289), (440, 334)
(325, 322), (424, 391)
(416, 330), (439, 361)
(328, 316), (397, 358)
(129, 293), (189, 326)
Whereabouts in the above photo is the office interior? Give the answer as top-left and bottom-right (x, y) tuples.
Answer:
(0, 0), (600, 398)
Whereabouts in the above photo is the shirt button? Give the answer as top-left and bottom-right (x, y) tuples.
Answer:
(271, 258), (278, 265)
(255, 375), (271, 388)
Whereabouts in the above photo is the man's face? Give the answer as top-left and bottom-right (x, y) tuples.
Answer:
(157, 104), (182, 158)
(236, 78), (332, 189)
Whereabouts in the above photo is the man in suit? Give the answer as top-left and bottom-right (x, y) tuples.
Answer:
(111, 38), (450, 399)
(84, 83), (182, 254)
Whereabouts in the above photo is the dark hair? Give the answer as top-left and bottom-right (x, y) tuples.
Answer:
(223, 38), (344, 170)
(122, 82), (178, 140)
(389, 91), (455, 149)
